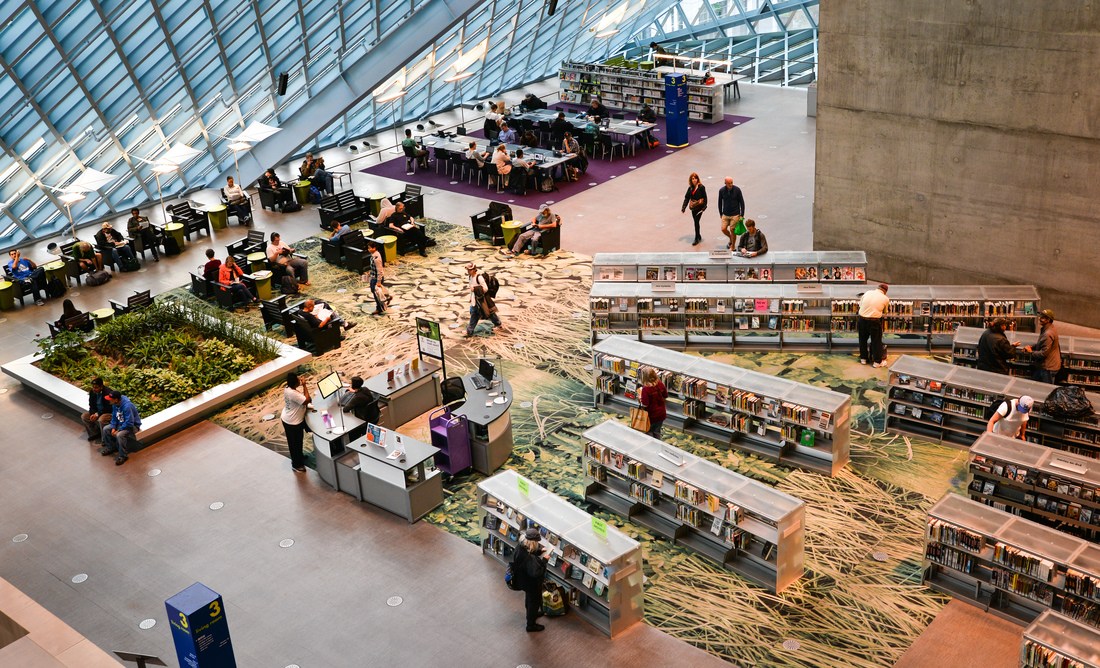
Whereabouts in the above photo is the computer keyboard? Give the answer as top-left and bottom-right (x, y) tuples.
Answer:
(471, 375), (490, 390)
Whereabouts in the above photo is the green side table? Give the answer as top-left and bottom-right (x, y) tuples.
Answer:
(377, 234), (398, 264)
(369, 193), (388, 216)
(501, 220), (524, 250)
(246, 252), (267, 274)
(294, 180), (312, 205)
(206, 204), (228, 230)
(166, 222), (186, 253)
(0, 281), (13, 311)
(43, 260), (67, 292)
(90, 307), (114, 327)
(251, 270), (273, 301)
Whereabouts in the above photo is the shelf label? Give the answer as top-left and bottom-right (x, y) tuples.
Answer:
(591, 516), (608, 540)
(796, 282), (824, 294)
(651, 281), (676, 292)
(517, 477), (530, 496)
(1049, 455), (1087, 475)
(659, 444), (685, 467)
(708, 249), (732, 259)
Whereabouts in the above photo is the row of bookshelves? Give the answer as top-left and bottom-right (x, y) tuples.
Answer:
(476, 470), (644, 638)
(592, 336), (851, 475)
(582, 420), (805, 592)
(1022, 610), (1100, 668)
(887, 355), (1100, 456)
(924, 493), (1100, 631)
(953, 325), (1100, 389)
(592, 250), (867, 283)
(559, 62), (725, 123)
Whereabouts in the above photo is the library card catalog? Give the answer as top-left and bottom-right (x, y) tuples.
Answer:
(754, 299), (769, 312)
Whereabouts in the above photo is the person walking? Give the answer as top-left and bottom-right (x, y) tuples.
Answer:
(1024, 309), (1061, 384)
(512, 527), (548, 632)
(858, 283), (890, 367)
(464, 262), (502, 337)
(365, 240), (389, 316)
(640, 368), (668, 440)
(281, 372), (311, 473)
(976, 318), (1019, 374)
(681, 172), (707, 246)
(717, 177), (745, 249)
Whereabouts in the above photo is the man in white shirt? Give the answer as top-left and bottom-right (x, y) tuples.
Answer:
(986, 395), (1033, 439)
(267, 232), (310, 285)
(857, 283), (890, 367)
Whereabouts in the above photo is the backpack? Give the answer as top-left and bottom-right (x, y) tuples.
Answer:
(85, 270), (111, 287)
(482, 272), (500, 299)
(282, 201), (302, 213)
(46, 278), (65, 299)
(539, 175), (555, 193)
(120, 255), (141, 272)
(280, 275), (299, 295)
(986, 396), (1008, 420)
(308, 185), (322, 204)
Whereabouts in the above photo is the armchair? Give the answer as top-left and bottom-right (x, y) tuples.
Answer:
(388, 184), (424, 219)
(470, 201), (511, 245)
(226, 229), (267, 258)
(48, 312), (94, 337)
(221, 188), (253, 225)
(289, 312), (342, 355)
(168, 202), (210, 241)
(260, 295), (292, 333)
(109, 289), (153, 316)
(318, 190), (371, 230)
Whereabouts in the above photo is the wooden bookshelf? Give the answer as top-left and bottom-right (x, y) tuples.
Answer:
(593, 336), (851, 475)
(953, 325), (1100, 389)
(559, 61), (725, 123)
(1022, 610), (1100, 668)
(923, 493), (1100, 628)
(592, 250), (868, 284)
(968, 432), (1100, 542)
(476, 470), (644, 637)
(582, 420), (805, 592)
(887, 355), (1100, 456)
(590, 282), (1040, 352)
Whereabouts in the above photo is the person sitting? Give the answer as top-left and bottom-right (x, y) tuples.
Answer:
(550, 112), (572, 144)
(223, 176), (252, 225)
(510, 149), (535, 194)
(587, 97), (610, 121)
(54, 299), (92, 332)
(69, 238), (104, 272)
(94, 222), (137, 269)
(502, 206), (560, 256)
(299, 152), (318, 179)
(560, 132), (585, 179)
(202, 248), (221, 283)
(375, 198), (396, 227)
(262, 170), (294, 209)
(312, 156), (334, 195)
(6, 249), (47, 305)
(491, 144), (512, 189)
(126, 208), (160, 262)
(81, 377), (112, 442)
(466, 141), (489, 169)
(300, 299), (356, 332)
(519, 130), (540, 148)
(219, 256), (257, 305)
(99, 390), (141, 466)
(637, 103), (659, 147)
(483, 102), (502, 141)
(329, 220), (354, 243)
(342, 376), (380, 423)
(521, 93), (548, 111)
(401, 130), (430, 170)
(267, 232), (310, 285)
(383, 201), (429, 257)
(497, 123), (517, 144)
(735, 219), (768, 257)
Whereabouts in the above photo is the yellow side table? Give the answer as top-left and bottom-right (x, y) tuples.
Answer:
(166, 222), (186, 253)
(377, 235), (398, 263)
(294, 180), (312, 205)
(90, 307), (114, 327)
(206, 204), (228, 230)
(251, 270), (273, 301)
(0, 281), (13, 311)
(43, 260), (67, 293)
(246, 252), (268, 274)
(369, 193), (388, 216)
(501, 220), (524, 249)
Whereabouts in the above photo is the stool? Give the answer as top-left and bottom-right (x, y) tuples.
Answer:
(251, 270), (273, 301)
(206, 204), (228, 230)
(0, 281), (13, 311)
(43, 260), (68, 293)
(377, 235), (398, 264)
(369, 193), (387, 216)
(90, 307), (114, 327)
(165, 222), (186, 253)
(294, 180), (312, 205)
(501, 220), (524, 250)
(246, 252), (267, 274)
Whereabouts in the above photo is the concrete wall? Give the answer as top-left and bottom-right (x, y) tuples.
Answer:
(813, 2), (1100, 326)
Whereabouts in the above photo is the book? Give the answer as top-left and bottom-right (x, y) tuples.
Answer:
(982, 481), (996, 495)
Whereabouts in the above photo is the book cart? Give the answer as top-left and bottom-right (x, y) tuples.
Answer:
(559, 62), (725, 122)
(968, 432), (1100, 542)
(1021, 610), (1100, 668)
(924, 493), (1100, 629)
(593, 336), (851, 476)
(953, 325), (1100, 389)
(592, 250), (868, 284)
(886, 355), (1100, 456)
(477, 470), (644, 637)
(581, 420), (805, 592)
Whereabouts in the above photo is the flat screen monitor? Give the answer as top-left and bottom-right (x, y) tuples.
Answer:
(478, 359), (495, 383)
(317, 371), (343, 399)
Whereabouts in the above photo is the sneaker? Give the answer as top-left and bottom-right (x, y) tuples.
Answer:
(114, 455), (128, 466)
(872, 362), (886, 368)
(344, 321), (357, 331)
(500, 248), (514, 256)
(35, 299), (46, 306)
(292, 465), (306, 473)
(859, 359), (867, 365)
(99, 446), (116, 456)
(526, 623), (545, 633)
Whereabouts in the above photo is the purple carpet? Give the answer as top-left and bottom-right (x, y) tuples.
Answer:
(361, 114), (753, 205)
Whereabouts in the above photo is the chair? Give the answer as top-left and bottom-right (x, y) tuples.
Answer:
(433, 148), (452, 175)
(529, 220), (562, 256)
(484, 163), (502, 193)
(109, 290), (153, 316)
(260, 295), (291, 333)
(441, 377), (467, 408)
(598, 133), (626, 162)
(226, 229), (267, 258)
(129, 225), (165, 261)
(3, 265), (38, 306)
(388, 184), (424, 219)
(611, 113), (625, 121)
(465, 158), (484, 186)
(402, 144), (418, 174)
(318, 190), (371, 230)
(258, 185), (279, 211)
(290, 312), (342, 355)
(221, 189), (253, 225)
(470, 202), (510, 245)
(168, 202), (210, 240)
(189, 272), (215, 301)
(57, 241), (89, 286)
(47, 312), (94, 337)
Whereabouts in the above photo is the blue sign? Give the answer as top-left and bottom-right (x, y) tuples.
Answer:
(166, 583), (237, 668)
(663, 74), (689, 147)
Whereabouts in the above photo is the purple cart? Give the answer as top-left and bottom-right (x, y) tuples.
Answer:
(429, 407), (472, 475)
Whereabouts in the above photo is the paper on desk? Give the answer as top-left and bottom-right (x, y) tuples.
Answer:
(386, 449), (404, 460)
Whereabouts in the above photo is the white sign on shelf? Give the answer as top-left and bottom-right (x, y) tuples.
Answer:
(795, 283), (824, 294)
(708, 250), (732, 259)
(651, 281), (677, 292)
(1049, 455), (1087, 476)
(658, 444), (685, 467)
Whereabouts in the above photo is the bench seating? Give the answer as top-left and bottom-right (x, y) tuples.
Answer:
(109, 289), (153, 315)
(168, 203), (210, 240)
(318, 190), (371, 230)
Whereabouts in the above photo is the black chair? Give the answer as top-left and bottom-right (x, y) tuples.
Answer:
(221, 189), (254, 225)
(441, 377), (467, 408)
(57, 241), (90, 286)
(388, 184), (424, 219)
(226, 229), (267, 258)
(433, 148), (452, 175)
(168, 203), (210, 241)
(318, 190), (371, 230)
(598, 133), (626, 162)
(129, 225), (165, 261)
(48, 312), (94, 337)
(190, 272), (215, 301)
(529, 221), (562, 256)
(3, 265), (42, 306)
(470, 202), (510, 245)
(260, 295), (291, 333)
(109, 289), (153, 316)
(290, 312), (341, 355)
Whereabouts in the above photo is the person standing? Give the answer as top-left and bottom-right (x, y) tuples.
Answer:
(717, 177), (746, 248)
(365, 240), (390, 316)
(858, 283), (890, 368)
(81, 377), (112, 442)
(99, 390), (141, 466)
(976, 318), (1019, 374)
(126, 208), (160, 262)
(281, 372), (311, 473)
(1024, 309), (1061, 384)
(512, 527), (548, 632)
(986, 396), (1033, 440)
(465, 262), (502, 337)
(734, 219), (768, 257)
(681, 172), (707, 246)
(640, 368), (668, 440)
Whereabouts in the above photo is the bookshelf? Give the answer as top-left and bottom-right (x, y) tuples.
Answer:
(593, 336), (851, 475)
(592, 250), (868, 284)
(558, 61), (725, 123)
(953, 326), (1100, 389)
(1022, 610), (1100, 668)
(590, 282), (1040, 352)
(476, 470), (644, 637)
(887, 355), (1100, 457)
(968, 432), (1100, 542)
(581, 420), (805, 592)
(924, 493), (1100, 629)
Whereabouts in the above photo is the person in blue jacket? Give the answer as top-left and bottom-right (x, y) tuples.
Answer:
(99, 390), (141, 466)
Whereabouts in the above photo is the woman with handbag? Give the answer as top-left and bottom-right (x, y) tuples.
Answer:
(680, 172), (708, 246)
(640, 368), (667, 440)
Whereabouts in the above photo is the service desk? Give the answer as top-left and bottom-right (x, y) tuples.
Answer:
(344, 429), (442, 522)
(305, 387), (369, 489)
(364, 361), (441, 428)
(450, 373), (514, 475)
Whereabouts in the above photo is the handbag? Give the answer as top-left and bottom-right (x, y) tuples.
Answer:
(630, 406), (651, 432)
(733, 217), (747, 236)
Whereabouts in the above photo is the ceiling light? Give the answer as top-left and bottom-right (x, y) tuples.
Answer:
(376, 89), (408, 104)
(0, 163), (20, 184)
(20, 138), (45, 161)
(444, 71), (475, 83)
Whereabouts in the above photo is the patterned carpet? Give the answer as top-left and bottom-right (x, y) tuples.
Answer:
(175, 220), (969, 667)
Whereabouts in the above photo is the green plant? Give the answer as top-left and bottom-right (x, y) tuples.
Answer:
(107, 367), (198, 415)
(36, 330), (88, 371)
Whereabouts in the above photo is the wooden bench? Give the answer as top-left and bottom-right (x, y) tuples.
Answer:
(109, 289), (153, 316)
(318, 190), (371, 230)
(168, 202), (210, 241)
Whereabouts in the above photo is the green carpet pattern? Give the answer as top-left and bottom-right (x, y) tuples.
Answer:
(184, 220), (973, 667)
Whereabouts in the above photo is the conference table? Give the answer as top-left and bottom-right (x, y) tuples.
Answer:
(510, 108), (656, 143)
(420, 133), (577, 184)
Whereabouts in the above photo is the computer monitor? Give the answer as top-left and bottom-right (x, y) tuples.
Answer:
(478, 359), (495, 383)
(317, 371), (343, 399)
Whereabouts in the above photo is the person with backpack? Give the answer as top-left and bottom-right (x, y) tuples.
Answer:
(465, 262), (502, 337)
(986, 395), (1033, 440)
(512, 527), (548, 632)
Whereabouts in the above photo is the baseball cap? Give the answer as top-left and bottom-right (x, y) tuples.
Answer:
(1040, 309), (1055, 321)
(106, 390), (122, 400)
(524, 527), (541, 541)
(1016, 396), (1033, 413)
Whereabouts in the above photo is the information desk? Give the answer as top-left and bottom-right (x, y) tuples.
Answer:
(305, 387), (370, 490)
(342, 429), (443, 523)
(450, 372), (515, 475)
(364, 360), (442, 427)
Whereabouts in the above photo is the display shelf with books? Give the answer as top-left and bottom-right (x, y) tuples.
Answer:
(953, 326), (1100, 388)
(592, 251), (868, 284)
(924, 493), (1100, 628)
(968, 432), (1100, 542)
(581, 420), (805, 592)
(477, 470), (644, 638)
(887, 355), (1100, 456)
(559, 62), (726, 123)
(1021, 610), (1100, 668)
(592, 336), (851, 475)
